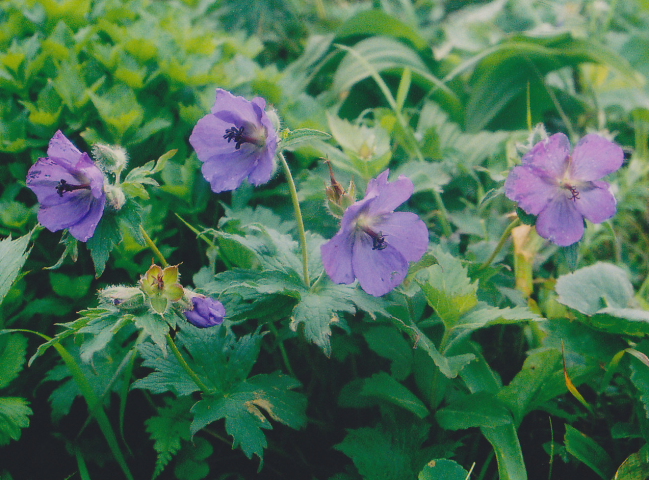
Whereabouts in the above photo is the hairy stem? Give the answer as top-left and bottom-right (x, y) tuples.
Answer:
(166, 333), (213, 393)
(140, 226), (169, 267)
(278, 152), (310, 286)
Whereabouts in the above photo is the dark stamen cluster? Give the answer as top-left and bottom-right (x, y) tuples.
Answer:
(223, 126), (246, 150)
(568, 185), (580, 201)
(55, 179), (91, 197)
(362, 226), (388, 250)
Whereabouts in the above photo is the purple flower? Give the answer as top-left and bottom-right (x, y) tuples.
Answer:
(184, 296), (226, 328)
(189, 88), (278, 193)
(505, 133), (623, 247)
(26, 131), (106, 242)
(321, 170), (429, 297)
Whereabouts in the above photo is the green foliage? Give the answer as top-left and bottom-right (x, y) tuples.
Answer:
(0, 231), (31, 306)
(4, 0), (649, 478)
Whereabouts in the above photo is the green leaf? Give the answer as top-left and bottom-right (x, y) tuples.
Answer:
(416, 248), (478, 328)
(336, 9), (428, 50)
(555, 263), (649, 336)
(49, 272), (93, 299)
(564, 425), (614, 480)
(174, 437), (212, 480)
(279, 128), (331, 150)
(555, 262), (633, 315)
(0, 231), (31, 306)
(418, 459), (469, 480)
(145, 397), (193, 479)
(364, 326), (412, 380)
(334, 426), (421, 480)
(332, 37), (455, 103)
(0, 335), (27, 390)
(614, 445), (649, 480)
(87, 211), (122, 277)
(190, 372), (306, 461)
(132, 342), (200, 397)
(435, 392), (512, 430)
(360, 372), (429, 419)
(0, 397), (32, 446)
(133, 312), (169, 354)
(497, 349), (563, 425)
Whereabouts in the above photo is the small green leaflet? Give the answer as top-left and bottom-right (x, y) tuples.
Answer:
(0, 231), (32, 305)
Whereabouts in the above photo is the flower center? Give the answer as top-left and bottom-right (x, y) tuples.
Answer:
(362, 226), (388, 250)
(566, 185), (580, 201)
(223, 125), (264, 150)
(55, 179), (91, 197)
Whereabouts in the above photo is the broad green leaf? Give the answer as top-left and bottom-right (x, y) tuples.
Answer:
(417, 248), (478, 328)
(555, 263), (649, 336)
(290, 284), (355, 355)
(497, 348), (588, 425)
(0, 231), (31, 306)
(332, 36), (455, 102)
(360, 372), (429, 419)
(87, 211), (123, 277)
(364, 325), (412, 380)
(190, 372), (306, 461)
(0, 335), (27, 389)
(0, 397), (32, 445)
(555, 262), (633, 315)
(279, 128), (331, 151)
(336, 10), (428, 51)
(133, 312), (169, 354)
(435, 392), (512, 430)
(173, 437), (212, 480)
(614, 445), (649, 480)
(334, 426), (419, 480)
(418, 459), (469, 480)
(565, 425), (614, 480)
(49, 272), (93, 300)
(465, 35), (637, 131)
(630, 346), (649, 420)
(132, 342), (200, 397)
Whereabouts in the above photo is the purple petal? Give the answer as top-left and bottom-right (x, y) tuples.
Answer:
(76, 153), (106, 198)
(38, 192), (93, 232)
(67, 195), (106, 241)
(190, 114), (248, 162)
(535, 194), (585, 246)
(365, 170), (414, 215)
(321, 230), (355, 285)
(201, 150), (258, 192)
(246, 138), (277, 186)
(352, 234), (408, 296)
(574, 180), (617, 224)
(47, 130), (83, 168)
(374, 211), (428, 262)
(505, 165), (559, 215)
(570, 134), (624, 181)
(211, 88), (260, 126)
(27, 158), (78, 205)
(521, 133), (570, 178)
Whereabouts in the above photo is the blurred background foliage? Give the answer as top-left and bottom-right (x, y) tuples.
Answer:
(3, 0), (649, 478)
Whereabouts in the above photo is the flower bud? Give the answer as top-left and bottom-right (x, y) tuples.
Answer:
(105, 184), (126, 210)
(183, 295), (226, 328)
(92, 143), (129, 174)
(99, 286), (145, 310)
(324, 160), (356, 218)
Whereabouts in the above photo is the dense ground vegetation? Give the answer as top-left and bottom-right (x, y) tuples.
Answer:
(2, 0), (649, 479)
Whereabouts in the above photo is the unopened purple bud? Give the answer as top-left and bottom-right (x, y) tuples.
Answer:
(183, 296), (226, 328)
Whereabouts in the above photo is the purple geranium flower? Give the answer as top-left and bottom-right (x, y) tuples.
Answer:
(505, 133), (623, 246)
(26, 131), (106, 242)
(184, 296), (226, 328)
(321, 170), (429, 297)
(189, 88), (278, 193)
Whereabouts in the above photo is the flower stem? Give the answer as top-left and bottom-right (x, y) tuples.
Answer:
(166, 333), (213, 393)
(479, 218), (521, 270)
(267, 322), (296, 378)
(140, 226), (169, 267)
(278, 152), (310, 286)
